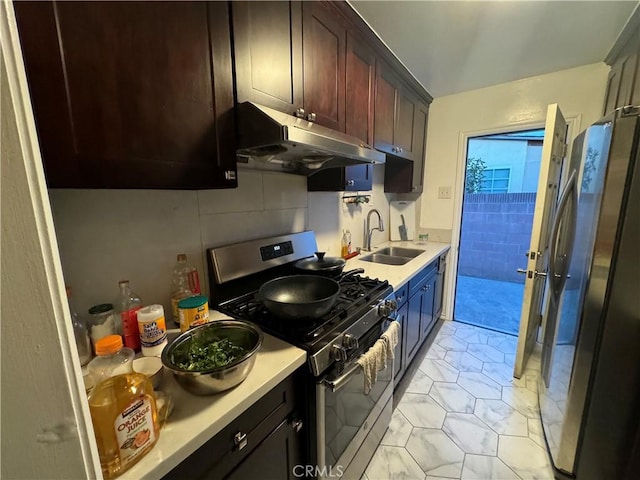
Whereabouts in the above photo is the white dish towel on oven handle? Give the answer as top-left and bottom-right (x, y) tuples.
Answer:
(356, 320), (401, 395)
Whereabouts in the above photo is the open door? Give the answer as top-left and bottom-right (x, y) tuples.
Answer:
(2, 3), (100, 478)
(513, 104), (568, 378)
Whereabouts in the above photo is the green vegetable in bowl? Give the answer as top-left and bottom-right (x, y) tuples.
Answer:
(174, 337), (248, 371)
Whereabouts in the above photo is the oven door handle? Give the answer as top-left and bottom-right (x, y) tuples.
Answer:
(323, 363), (361, 393)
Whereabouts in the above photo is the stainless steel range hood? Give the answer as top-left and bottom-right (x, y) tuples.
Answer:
(235, 102), (385, 175)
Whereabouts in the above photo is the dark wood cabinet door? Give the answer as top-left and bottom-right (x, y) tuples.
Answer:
(227, 418), (302, 480)
(302, 2), (346, 131)
(394, 303), (408, 384)
(603, 64), (622, 116)
(346, 32), (376, 146)
(374, 61), (398, 154)
(405, 290), (423, 367)
(232, 1), (303, 115)
(395, 89), (417, 160)
(420, 274), (436, 338)
(411, 102), (429, 192)
(15, 1), (236, 189)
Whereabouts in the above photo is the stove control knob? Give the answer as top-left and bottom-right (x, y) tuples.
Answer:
(378, 299), (398, 317)
(330, 345), (348, 362)
(342, 334), (359, 350)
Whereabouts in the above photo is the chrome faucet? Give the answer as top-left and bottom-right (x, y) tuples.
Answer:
(364, 208), (384, 251)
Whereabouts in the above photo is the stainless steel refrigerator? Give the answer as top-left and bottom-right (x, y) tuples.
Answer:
(539, 105), (640, 480)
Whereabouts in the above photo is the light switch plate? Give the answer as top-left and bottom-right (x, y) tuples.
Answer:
(438, 186), (452, 199)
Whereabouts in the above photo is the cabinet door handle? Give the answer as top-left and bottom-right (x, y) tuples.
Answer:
(307, 112), (316, 122)
(294, 108), (305, 119)
(422, 285), (427, 291)
(346, 179), (355, 187)
(292, 419), (303, 433)
(234, 431), (248, 451)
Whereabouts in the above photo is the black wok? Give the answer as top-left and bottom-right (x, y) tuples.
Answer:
(258, 275), (340, 320)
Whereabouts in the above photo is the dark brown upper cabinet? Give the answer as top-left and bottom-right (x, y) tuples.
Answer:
(411, 101), (429, 193)
(302, 1), (346, 131)
(374, 60), (420, 162)
(308, 25), (376, 192)
(603, 23), (640, 116)
(232, 1), (304, 116)
(346, 32), (376, 147)
(15, 1), (237, 189)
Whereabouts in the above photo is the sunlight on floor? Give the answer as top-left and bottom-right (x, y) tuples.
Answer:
(455, 276), (525, 335)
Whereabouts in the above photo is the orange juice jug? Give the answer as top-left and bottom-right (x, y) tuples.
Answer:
(88, 373), (160, 478)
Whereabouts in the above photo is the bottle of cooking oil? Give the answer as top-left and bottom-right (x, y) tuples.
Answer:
(88, 373), (160, 478)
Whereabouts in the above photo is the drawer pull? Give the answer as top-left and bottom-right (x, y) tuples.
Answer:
(292, 419), (303, 433)
(234, 431), (248, 451)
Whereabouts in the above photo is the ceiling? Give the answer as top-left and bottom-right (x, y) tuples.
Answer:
(349, 1), (638, 98)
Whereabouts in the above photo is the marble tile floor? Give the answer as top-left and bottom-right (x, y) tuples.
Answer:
(364, 321), (554, 480)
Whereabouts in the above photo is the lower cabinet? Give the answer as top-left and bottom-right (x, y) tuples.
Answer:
(163, 368), (306, 479)
(394, 254), (447, 387)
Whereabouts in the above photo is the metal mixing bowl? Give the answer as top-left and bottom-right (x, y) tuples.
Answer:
(161, 320), (263, 395)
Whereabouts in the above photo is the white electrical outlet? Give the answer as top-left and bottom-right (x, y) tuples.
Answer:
(438, 186), (452, 199)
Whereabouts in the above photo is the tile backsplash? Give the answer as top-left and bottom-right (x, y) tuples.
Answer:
(49, 166), (397, 318)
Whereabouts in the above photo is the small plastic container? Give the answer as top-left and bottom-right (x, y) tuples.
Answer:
(137, 304), (168, 357)
(87, 335), (134, 387)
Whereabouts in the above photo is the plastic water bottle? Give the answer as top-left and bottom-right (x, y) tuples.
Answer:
(170, 254), (200, 325)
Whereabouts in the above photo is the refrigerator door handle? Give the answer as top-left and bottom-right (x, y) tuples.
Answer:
(549, 170), (578, 301)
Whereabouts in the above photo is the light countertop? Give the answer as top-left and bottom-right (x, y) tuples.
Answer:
(346, 240), (451, 289)
(123, 333), (307, 480)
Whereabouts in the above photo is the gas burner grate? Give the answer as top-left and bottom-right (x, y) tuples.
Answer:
(218, 275), (389, 344)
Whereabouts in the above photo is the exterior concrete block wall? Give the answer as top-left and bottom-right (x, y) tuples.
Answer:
(458, 193), (536, 282)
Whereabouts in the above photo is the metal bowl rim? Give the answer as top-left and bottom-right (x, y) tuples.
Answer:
(161, 320), (263, 375)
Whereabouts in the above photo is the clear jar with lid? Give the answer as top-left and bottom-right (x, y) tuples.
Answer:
(87, 335), (134, 387)
(88, 303), (118, 351)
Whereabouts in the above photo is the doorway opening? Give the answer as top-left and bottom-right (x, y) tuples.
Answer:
(454, 128), (545, 335)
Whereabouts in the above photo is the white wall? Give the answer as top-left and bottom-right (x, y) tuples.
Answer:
(421, 62), (610, 233)
(49, 166), (394, 318)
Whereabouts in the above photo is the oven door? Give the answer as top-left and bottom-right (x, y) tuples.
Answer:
(316, 321), (395, 478)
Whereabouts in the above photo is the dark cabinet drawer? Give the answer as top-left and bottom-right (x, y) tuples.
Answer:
(164, 368), (305, 480)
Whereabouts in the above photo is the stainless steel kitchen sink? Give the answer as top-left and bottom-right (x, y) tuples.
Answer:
(360, 253), (412, 265)
(360, 247), (424, 266)
(374, 247), (424, 258)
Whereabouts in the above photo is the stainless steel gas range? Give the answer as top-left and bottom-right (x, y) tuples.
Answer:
(207, 231), (398, 479)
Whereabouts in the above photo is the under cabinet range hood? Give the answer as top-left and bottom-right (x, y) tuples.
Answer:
(235, 102), (385, 175)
